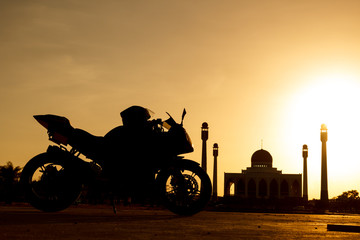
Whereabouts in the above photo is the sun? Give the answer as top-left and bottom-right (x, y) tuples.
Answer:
(290, 71), (360, 140)
(293, 73), (359, 127)
(285, 69), (360, 198)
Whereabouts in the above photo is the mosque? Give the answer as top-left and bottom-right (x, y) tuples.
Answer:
(224, 149), (302, 199)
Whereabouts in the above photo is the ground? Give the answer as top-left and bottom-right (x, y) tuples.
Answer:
(1, 204), (360, 239)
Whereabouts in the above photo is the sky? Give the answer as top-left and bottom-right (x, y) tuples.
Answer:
(2, 0), (360, 199)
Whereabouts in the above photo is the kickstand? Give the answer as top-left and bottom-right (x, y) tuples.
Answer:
(111, 197), (117, 214)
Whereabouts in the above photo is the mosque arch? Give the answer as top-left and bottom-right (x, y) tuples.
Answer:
(225, 179), (235, 196)
(280, 180), (289, 197)
(269, 179), (278, 198)
(259, 179), (267, 197)
(229, 182), (235, 196)
(248, 179), (256, 197)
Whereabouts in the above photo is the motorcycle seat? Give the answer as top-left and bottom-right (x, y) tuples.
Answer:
(69, 128), (104, 159)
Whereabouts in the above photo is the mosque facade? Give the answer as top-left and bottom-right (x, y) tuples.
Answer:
(224, 149), (302, 199)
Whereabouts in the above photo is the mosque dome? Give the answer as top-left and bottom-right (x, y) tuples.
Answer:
(251, 149), (272, 168)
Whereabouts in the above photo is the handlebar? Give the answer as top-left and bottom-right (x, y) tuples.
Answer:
(150, 119), (163, 133)
(151, 118), (163, 126)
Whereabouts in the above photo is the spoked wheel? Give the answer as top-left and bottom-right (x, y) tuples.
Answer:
(157, 161), (212, 216)
(21, 153), (82, 212)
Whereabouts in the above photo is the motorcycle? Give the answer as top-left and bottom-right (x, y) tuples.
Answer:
(20, 106), (212, 216)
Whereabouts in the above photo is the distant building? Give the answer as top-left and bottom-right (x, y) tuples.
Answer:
(224, 149), (302, 199)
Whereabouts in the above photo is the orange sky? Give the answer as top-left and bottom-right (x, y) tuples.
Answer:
(2, 1), (360, 199)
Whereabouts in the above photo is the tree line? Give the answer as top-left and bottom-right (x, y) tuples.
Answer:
(0, 162), (22, 204)
(329, 190), (360, 213)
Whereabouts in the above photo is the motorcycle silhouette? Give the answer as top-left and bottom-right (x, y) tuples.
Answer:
(20, 106), (212, 215)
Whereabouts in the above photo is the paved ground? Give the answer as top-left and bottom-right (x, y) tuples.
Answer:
(1, 204), (360, 239)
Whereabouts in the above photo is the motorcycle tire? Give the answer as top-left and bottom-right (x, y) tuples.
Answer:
(20, 152), (83, 212)
(157, 160), (212, 216)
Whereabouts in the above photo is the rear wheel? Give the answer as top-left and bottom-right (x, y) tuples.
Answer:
(157, 161), (212, 216)
(20, 153), (82, 212)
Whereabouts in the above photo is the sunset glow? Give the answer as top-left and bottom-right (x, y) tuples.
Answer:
(286, 69), (360, 198)
(2, 1), (360, 200)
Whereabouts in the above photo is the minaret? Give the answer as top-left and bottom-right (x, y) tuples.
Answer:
(302, 144), (308, 202)
(212, 143), (218, 201)
(201, 122), (209, 172)
(320, 124), (329, 207)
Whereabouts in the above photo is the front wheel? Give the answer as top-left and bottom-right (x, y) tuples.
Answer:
(20, 152), (82, 212)
(157, 160), (212, 216)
